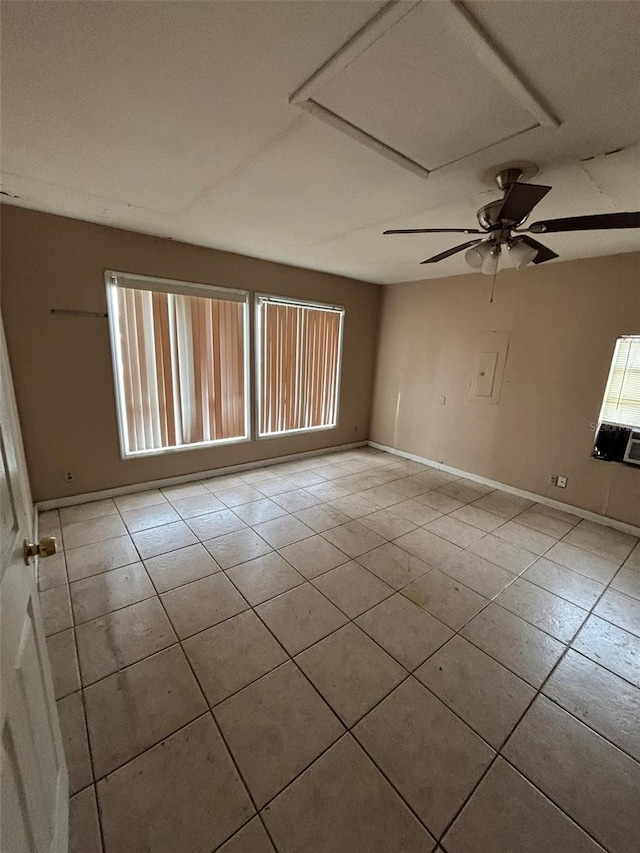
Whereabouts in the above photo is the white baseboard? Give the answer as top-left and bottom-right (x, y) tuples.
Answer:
(36, 441), (367, 511)
(35, 437), (640, 539)
(368, 441), (640, 538)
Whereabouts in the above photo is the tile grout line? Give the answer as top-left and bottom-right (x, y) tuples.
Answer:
(192, 527), (441, 842)
(59, 538), (109, 853)
(86, 476), (445, 848)
(50, 513), (633, 650)
(212, 466), (639, 846)
(435, 534), (637, 851)
(60, 528), (640, 789)
(54, 512), (639, 849)
(150, 485), (621, 849)
(44, 452), (638, 852)
(51, 475), (640, 704)
(330, 510), (599, 844)
(109, 498), (285, 853)
(55, 462), (621, 579)
(56, 506), (254, 853)
(53, 465), (640, 703)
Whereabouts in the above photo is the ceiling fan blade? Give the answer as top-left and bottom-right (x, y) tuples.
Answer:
(528, 212), (640, 234)
(497, 182), (552, 224)
(420, 239), (483, 264)
(384, 227), (483, 234)
(520, 235), (559, 265)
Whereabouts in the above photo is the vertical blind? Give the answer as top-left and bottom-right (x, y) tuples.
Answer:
(108, 275), (248, 455)
(600, 336), (640, 428)
(258, 297), (344, 436)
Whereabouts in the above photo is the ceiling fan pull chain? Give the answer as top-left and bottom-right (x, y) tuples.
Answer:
(489, 267), (498, 303)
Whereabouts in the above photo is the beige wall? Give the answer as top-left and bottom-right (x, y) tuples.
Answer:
(1, 206), (381, 501)
(371, 252), (640, 527)
(3, 203), (638, 524)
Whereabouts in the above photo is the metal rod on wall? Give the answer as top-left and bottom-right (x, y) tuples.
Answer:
(50, 309), (108, 318)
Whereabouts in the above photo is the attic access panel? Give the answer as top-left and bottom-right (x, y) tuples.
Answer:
(292, 1), (558, 178)
(316, 3), (536, 171)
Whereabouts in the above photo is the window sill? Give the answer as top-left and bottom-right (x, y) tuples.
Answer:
(256, 424), (338, 440)
(121, 435), (251, 460)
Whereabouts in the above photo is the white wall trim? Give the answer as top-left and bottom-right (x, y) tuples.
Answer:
(437, 1), (559, 129)
(289, 0), (430, 180)
(289, 1), (420, 105)
(368, 440), (640, 537)
(298, 100), (430, 180)
(36, 442), (367, 511)
(36, 435), (640, 538)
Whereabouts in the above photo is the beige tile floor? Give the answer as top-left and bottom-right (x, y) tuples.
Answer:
(38, 448), (640, 853)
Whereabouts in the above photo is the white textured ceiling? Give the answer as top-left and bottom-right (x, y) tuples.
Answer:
(1, 0), (639, 284)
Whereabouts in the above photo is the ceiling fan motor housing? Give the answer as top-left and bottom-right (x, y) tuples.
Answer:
(477, 200), (504, 230)
(495, 167), (524, 191)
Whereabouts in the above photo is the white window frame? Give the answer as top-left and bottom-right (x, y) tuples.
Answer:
(255, 294), (345, 439)
(106, 270), (251, 459)
(597, 334), (640, 431)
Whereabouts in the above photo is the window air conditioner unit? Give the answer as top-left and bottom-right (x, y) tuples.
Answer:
(593, 423), (631, 461)
(623, 430), (640, 466)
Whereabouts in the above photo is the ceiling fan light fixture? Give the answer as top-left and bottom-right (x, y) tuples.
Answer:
(509, 239), (538, 269)
(465, 241), (492, 270)
(480, 244), (501, 276)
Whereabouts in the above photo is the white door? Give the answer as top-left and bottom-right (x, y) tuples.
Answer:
(0, 312), (68, 852)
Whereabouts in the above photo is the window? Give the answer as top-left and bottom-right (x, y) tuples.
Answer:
(106, 272), (249, 457)
(256, 296), (344, 437)
(599, 335), (640, 428)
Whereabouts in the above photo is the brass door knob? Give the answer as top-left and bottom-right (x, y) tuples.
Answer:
(24, 536), (58, 565)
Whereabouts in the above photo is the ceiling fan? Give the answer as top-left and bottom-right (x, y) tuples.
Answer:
(384, 165), (640, 275)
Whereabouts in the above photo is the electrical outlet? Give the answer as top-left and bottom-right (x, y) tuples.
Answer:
(557, 475), (568, 488)
(438, 396), (446, 406)
(548, 474), (557, 486)
(64, 471), (74, 483)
